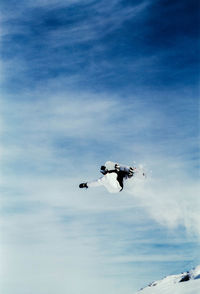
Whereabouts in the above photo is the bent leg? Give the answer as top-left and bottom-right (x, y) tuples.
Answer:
(87, 174), (122, 193)
(116, 170), (128, 190)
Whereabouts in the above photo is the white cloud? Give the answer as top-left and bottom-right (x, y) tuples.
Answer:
(45, 1), (149, 46)
(1, 171), (197, 294)
(0, 172), (148, 294)
(0, 0), (149, 47)
(0, 89), (199, 294)
(0, 1), (198, 292)
(1, 91), (162, 174)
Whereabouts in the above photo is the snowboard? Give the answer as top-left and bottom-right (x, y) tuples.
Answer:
(105, 161), (132, 171)
(105, 161), (146, 178)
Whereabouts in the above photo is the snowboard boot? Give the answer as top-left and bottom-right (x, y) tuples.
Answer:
(79, 183), (88, 189)
(114, 163), (120, 172)
(128, 167), (134, 178)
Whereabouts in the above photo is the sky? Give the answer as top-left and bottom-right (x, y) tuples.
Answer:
(0, 0), (199, 293)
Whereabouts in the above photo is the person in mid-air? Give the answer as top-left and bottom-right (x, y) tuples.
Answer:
(79, 164), (135, 193)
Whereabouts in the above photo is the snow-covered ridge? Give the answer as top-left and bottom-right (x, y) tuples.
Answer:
(138, 265), (200, 294)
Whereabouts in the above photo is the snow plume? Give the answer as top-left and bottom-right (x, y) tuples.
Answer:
(126, 161), (200, 239)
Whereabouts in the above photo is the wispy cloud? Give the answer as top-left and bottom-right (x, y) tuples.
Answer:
(0, 1), (199, 293)
(0, 0), (149, 42)
(0, 0), (151, 92)
(1, 90), (199, 232)
(1, 0), (198, 95)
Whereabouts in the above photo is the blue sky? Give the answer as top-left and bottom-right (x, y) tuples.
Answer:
(0, 0), (199, 293)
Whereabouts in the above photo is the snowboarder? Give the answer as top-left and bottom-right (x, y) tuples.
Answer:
(79, 163), (135, 193)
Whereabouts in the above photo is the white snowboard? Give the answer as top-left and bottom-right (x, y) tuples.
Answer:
(105, 161), (146, 178)
(105, 161), (131, 171)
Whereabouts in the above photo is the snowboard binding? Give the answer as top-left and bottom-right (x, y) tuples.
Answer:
(128, 167), (134, 178)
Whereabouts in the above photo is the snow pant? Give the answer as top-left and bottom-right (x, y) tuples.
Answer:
(87, 172), (122, 193)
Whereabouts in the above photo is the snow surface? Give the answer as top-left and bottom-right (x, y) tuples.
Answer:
(137, 265), (200, 294)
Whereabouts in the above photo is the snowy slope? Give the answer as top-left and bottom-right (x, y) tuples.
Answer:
(137, 265), (200, 294)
